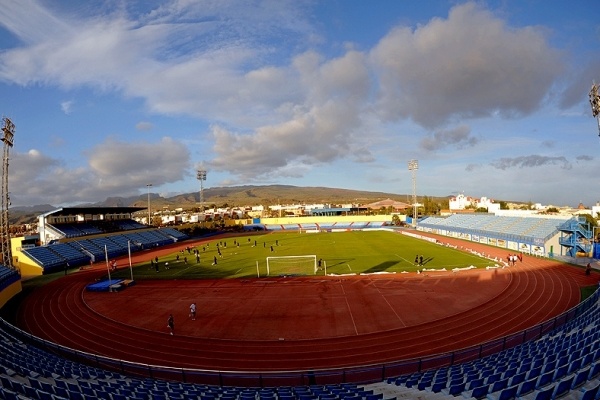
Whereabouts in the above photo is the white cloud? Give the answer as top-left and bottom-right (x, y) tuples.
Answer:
(87, 136), (191, 187)
(369, 2), (563, 128)
(209, 49), (371, 179)
(0, 1), (593, 207)
(60, 100), (73, 115)
(420, 125), (478, 151)
(8, 138), (191, 206)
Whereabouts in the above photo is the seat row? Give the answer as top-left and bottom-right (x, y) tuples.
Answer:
(0, 317), (390, 400)
(389, 290), (600, 399)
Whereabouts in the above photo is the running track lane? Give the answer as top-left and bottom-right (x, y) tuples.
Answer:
(16, 236), (598, 372)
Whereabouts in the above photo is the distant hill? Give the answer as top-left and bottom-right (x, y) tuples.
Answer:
(121, 185), (417, 210)
(8, 185), (439, 224)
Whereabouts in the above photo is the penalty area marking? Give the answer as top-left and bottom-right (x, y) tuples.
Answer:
(395, 255), (412, 264)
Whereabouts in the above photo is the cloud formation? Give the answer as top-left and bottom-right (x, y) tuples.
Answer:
(420, 125), (478, 151)
(0, 1), (596, 206)
(370, 3), (562, 128)
(9, 138), (190, 206)
(209, 50), (371, 179)
(490, 155), (571, 170)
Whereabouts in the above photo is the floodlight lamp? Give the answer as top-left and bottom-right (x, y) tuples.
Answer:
(1, 118), (14, 147)
(408, 159), (418, 171)
(590, 84), (600, 117)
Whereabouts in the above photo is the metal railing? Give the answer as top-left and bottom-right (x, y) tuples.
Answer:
(1, 288), (598, 388)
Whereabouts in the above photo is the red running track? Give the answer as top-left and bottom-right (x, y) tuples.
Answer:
(15, 234), (599, 374)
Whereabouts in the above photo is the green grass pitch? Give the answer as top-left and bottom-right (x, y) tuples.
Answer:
(110, 230), (493, 280)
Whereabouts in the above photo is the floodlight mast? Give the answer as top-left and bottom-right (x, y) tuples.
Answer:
(0, 118), (14, 269)
(146, 183), (152, 225)
(197, 170), (207, 212)
(408, 159), (418, 228)
(590, 82), (600, 137)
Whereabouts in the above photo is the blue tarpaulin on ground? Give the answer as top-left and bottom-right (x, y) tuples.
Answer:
(86, 279), (124, 292)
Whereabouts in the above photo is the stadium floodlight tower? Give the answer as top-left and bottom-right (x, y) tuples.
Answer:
(146, 183), (152, 225)
(590, 82), (600, 137)
(197, 169), (207, 211)
(0, 118), (14, 269)
(408, 159), (418, 227)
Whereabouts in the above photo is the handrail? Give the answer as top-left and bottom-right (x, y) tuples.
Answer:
(1, 287), (598, 387)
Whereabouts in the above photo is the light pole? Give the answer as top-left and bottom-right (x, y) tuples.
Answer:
(197, 170), (207, 211)
(146, 183), (152, 225)
(408, 159), (418, 228)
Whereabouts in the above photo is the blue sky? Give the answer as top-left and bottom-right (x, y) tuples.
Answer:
(0, 0), (598, 208)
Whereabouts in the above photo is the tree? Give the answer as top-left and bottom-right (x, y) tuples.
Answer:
(580, 213), (597, 228)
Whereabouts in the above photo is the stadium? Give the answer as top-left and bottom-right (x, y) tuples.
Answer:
(1, 201), (600, 400)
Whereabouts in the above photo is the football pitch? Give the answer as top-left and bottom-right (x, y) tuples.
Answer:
(111, 230), (493, 280)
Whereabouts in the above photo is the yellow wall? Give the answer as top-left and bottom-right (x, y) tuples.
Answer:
(259, 215), (392, 225)
(0, 279), (21, 309)
(11, 236), (44, 277)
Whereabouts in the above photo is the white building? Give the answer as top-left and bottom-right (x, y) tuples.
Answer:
(449, 194), (474, 210)
(450, 194), (498, 212)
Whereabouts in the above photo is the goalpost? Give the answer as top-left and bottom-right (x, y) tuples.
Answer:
(266, 255), (322, 276)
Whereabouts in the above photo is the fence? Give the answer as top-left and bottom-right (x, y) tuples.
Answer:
(1, 287), (598, 387)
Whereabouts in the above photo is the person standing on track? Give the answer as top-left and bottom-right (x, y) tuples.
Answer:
(167, 314), (174, 335)
(189, 303), (196, 320)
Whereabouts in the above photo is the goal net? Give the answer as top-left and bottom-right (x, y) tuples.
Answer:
(266, 255), (319, 276)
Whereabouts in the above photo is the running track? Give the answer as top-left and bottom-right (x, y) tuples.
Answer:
(15, 233), (599, 374)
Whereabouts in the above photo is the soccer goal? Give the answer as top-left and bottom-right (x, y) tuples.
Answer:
(266, 255), (321, 276)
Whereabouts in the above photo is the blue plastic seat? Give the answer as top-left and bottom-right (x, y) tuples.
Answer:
(568, 357), (583, 374)
(517, 378), (537, 397)
(508, 371), (526, 387)
(444, 381), (465, 396)
(588, 362), (600, 380)
(469, 384), (489, 400)
(489, 378), (508, 393)
(36, 389), (55, 400)
(552, 364), (568, 381)
(530, 385), (555, 400)
(494, 385), (518, 400)
(552, 375), (574, 398)
(535, 371), (554, 389)
(429, 380), (447, 393)
(485, 372), (502, 385)
(467, 377), (485, 390)
(580, 382), (600, 400)
(0, 387), (20, 400)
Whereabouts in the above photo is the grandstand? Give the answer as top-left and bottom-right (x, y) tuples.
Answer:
(2, 212), (600, 399)
(15, 207), (189, 275)
(385, 289), (600, 399)
(418, 214), (578, 257)
(261, 215), (390, 232)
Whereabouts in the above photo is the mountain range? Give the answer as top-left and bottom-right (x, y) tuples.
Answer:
(9, 185), (438, 225)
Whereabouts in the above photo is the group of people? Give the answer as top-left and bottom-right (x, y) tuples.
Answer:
(166, 302), (197, 335)
(151, 245), (207, 271)
(507, 253), (522, 266)
(414, 255), (424, 266)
